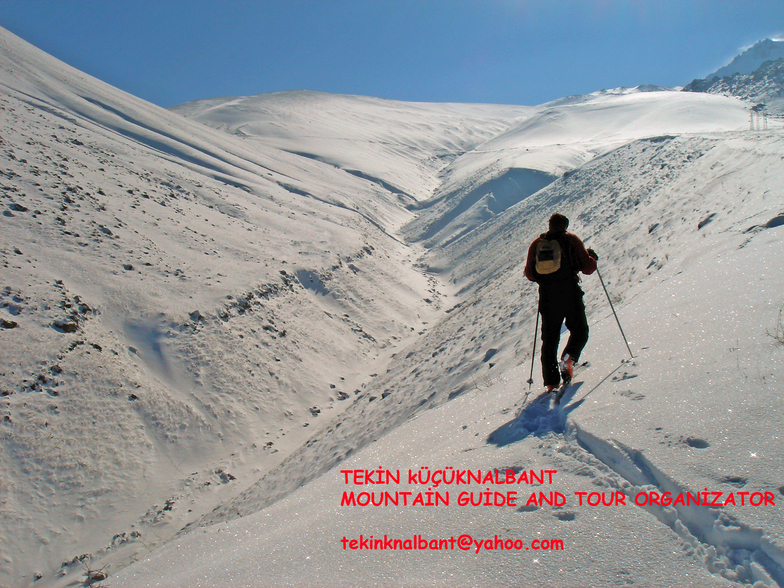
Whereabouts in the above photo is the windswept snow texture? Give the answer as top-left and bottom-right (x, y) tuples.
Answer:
(2, 24), (784, 588)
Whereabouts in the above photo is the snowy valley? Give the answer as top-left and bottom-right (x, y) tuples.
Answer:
(1, 25), (784, 588)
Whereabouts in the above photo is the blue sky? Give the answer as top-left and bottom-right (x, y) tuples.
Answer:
(2, 0), (783, 108)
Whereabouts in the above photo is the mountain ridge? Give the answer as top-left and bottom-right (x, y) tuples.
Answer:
(705, 38), (784, 79)
(684, 56), (784, 114)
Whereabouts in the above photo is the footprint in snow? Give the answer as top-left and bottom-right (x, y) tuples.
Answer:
(612, 372), (638, 382)
(718, 475), (747, 488)
(618, 390), (645, 401)
(684, 437), (710, 449)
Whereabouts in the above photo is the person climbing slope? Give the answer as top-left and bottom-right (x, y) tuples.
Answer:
(524, 213), (598, 393)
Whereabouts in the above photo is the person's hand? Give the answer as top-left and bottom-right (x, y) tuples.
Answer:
(587, 248), (598, 260)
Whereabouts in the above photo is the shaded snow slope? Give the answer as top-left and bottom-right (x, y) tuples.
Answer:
(116, 129), (784, 588)
(0, 32), (417, 236)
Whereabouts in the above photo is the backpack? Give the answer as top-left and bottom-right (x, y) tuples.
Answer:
(534, 233), (573, 282)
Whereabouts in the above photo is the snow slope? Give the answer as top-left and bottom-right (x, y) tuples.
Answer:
(403, 88), (752, 248)
(171, 92), (533, 203)
(116, 130), (784, 588)
(115, 128), (784, 587)
(0, 25), (457, 586)
(180, 87), (753, 251)
(2, 23), (784, 588)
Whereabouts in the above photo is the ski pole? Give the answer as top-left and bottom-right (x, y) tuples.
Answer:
(527, 309), (539, 389)
(596, 266), (634, 359)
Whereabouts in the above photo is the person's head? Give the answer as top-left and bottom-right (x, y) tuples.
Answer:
(549, 213), (569, 232)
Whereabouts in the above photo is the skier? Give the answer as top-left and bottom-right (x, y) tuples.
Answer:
(524, 213), (598, 393)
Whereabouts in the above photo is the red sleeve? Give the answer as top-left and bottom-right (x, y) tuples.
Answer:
(566, 233), (597, 276)
(524, 239), (539, 282)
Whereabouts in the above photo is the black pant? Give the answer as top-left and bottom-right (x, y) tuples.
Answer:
(539, 281), (589, 387)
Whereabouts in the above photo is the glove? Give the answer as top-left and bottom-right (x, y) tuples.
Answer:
(587, 248), (598, 260)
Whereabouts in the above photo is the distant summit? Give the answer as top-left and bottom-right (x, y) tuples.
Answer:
(684, 57), (784, 114)
(705, 38), (784, 80)
(684, 39), (784, 114)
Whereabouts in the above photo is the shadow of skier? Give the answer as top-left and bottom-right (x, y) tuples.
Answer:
(487, 383), (583, 447)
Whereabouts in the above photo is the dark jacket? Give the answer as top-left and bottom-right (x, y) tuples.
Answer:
(524, 230), (597, 283)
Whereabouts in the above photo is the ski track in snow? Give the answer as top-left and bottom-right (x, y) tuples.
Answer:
(491, 372), (784, 587)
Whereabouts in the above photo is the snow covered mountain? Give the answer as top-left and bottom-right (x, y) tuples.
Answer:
(2, 25), (784, 588)
(706, 38), (784, 80)
(685, 57), (784, 114)
(687, 39), (784, 114)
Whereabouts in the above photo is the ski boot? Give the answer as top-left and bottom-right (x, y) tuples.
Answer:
(559, 354), (575, 386)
